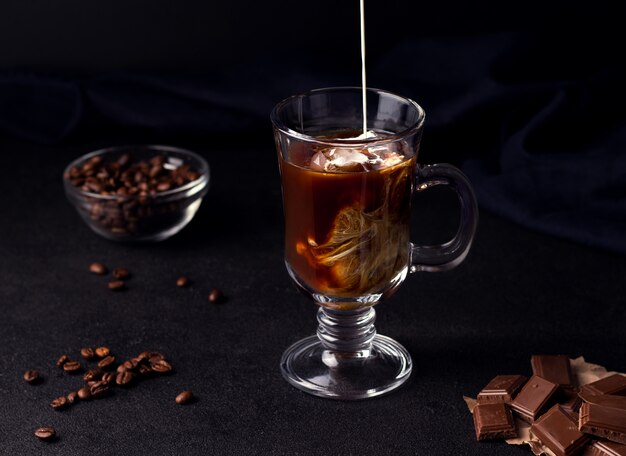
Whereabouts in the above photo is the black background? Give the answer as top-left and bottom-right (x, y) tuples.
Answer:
(1, 1), (625, 455)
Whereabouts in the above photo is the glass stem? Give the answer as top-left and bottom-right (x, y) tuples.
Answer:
(316, 307), (376, 355)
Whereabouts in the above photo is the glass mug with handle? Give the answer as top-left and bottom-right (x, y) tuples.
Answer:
(271, 87), (478, 400)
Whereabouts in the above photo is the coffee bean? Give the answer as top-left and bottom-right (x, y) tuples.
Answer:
(116, 371), (134, 386)
(137, 351), (151, 360)
(101, 372), (115, 384)
(63, 361), (82, 373)
(116, 364), (127, 374)
(156, 181), (171, 192)
(67, 391), (78, 404)
(98, 355), (116, 370)
(50, 396), (68, 410)
(89, 262), (108, 275)
(77, 387), (91, 400)
(150, 359), (172, 373)
(208, 288), (224, 303)
(80, 347), (95, 360)
(137, 363), (152, 376)
(56, 354), (69, 368)
(89, 381), (109, 398)
(175, 390), (193, 405)
(123, 359), (137, 371)
(148, 352), (165, 364)
(95, 346), (110, 358)
(83, 369), (102, 382)
(112, 267), (131, 279)
(34, 427), (56, 441)
(176, 276), (190, 287)
(108, 280), (125, 291)
(23, 369), (40, 384)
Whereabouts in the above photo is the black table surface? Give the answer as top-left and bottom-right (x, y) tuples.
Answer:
(1, 131), (625, 456)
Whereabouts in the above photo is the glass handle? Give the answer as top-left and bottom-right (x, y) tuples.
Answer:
(410, 163), (479, 273)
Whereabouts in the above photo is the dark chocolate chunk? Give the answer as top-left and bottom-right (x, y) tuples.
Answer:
(582, 440), (626, 456)
(579, 394), (626, 445)
(477, 375), (527, 404)
(560, 388), (583, 419)
(473, 402), (517, 441)
(530, 404), (590, 456)
(510, 375), (560, 423)
(581, 374), (626, 397)
(531, 355), (575, 388)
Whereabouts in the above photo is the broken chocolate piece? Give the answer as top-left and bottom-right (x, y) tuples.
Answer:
(477, 375), (528, 404)
(561, 388), (583, 417)
(473, 402), (517, 441)
(510, 375), (560, 423)
(579, 394), (626, 445)
(581, 374), (626, 397)
(531, 354), (575, 388)
(531, 404), (590, 456)
(582, 440), (626, 456)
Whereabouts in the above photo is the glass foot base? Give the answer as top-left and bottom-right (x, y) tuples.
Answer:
(280, 334), (412, 400)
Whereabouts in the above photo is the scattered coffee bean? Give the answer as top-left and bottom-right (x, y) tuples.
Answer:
(80, 347), (95, 360)
(123, 360), (137, 371)
(108, 280), (125, 291)
(175, 390), (193, 405)
(51, 396), (68, 410)
(23, 369), (40, 384)
(148, 352), (165, 363)
(112, 267), (131, 280)
(150, 359), (172, 373)
(208, 288), (224, 303)
(67, 391), (78, 404)
(34, 427), (56, 441)
(95, 346), (110, 358)
(77, 387), (91, 400)
(89, 381), (109, 398)
(101, 372), (115, 384)
(89, 262), (108, 275)
(56, 354), (69, 368)
(176, 276), (190, 287)
(137, 363), (152, 376)
(116, 371), (134, 386)
(116, 364), (127, 374)
(83, 369), (102, 382)
(98, 355), (116, 370)
(63, 361), (82, 373)
(138, 351), (151, 360)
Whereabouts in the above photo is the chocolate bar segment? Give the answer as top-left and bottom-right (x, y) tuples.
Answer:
(477, 375), (528, 404)
(510, 375), (560, 423)
(531, 355), (575, 388)
(582, 440), (626, 456)
(531, 404), (590, 456)
(561, 388), (583, 418)
(581, 374), (626, 397)
(579, 395), (626, 445)
(473, 402), (517, 441)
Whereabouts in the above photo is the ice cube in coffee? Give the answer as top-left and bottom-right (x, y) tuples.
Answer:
(278, 131), (415, 308)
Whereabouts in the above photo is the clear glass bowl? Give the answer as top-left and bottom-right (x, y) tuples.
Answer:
(63, 145), (209, 242)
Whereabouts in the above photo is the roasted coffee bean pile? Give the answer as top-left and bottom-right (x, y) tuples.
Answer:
(30, 347), (194, 442)
(64, 153), (202, 237)
(46, 346), (178, 410)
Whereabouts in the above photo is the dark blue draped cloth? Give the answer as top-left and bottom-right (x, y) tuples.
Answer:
(1, 31), (624, 253)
